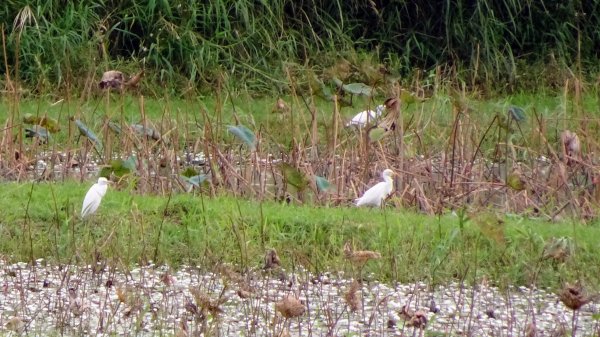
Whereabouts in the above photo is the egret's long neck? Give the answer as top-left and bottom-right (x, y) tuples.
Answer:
(383, 174), (393, 184)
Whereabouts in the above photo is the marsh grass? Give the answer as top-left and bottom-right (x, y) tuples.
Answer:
(2, 182), (600, 290)
(2, 81), (599, 219)
(2, 90), (600, 335)
(3, 1), (600, 94)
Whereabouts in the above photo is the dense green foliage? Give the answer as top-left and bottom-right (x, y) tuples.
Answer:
(1, 0), (599, 94)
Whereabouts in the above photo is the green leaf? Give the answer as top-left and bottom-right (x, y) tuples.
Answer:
(368, 127), (386, 142)
(99, 167), (112, 178)
(280, 163), (308, 191)
(508, 106), (526, 122)
(318, 81), (334, 100)
(74, 119), (102, 149)
(310, 75), (333, 101)
(400, 89), (422, 105)
(42, 118), (60, 133)
(507, 172), (525, 191)
(23, 113), (61, 133)
(181, 167), (199, 178)
(227, 124), (256, 150)
(109, 159), (133, 178)
(342, 82), (373, 96)
(123, 156), (137, 171)
(315, 176), (331, 192)
(22, 113), (38, 124)
(332, 77), (344, 87)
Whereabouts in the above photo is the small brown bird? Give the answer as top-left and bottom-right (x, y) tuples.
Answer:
(542, 237), (572, 262)
(264, 248), (281, 270)
(275, 295), (306, 319)
(237, 282), (254, 299)
(378, 97), (400, 131)
(343, 241), (381, 266)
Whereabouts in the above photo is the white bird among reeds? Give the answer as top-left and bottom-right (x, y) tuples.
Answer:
(346, 105), (385, 127)
(81, 177), (110, 218)
(355, 169), (395, 207)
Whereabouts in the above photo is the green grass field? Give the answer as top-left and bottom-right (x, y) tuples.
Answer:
(2, 181), (600, 291)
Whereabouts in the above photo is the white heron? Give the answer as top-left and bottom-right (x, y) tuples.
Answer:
(355, 169), (395, 207)
(81, 177), (110, 218)
(346, 105), (385, 127)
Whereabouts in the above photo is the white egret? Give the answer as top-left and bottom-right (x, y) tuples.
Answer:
(355, 169), (395, 207)
(81, 177), (110, 218)
(346, 105), (385, 127)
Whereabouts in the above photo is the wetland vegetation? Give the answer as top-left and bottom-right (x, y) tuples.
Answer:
(2, 1), (600, 335)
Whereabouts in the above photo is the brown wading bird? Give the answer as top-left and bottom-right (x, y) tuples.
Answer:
(343, 241), (381, 266)
(236, 283), (254, 299)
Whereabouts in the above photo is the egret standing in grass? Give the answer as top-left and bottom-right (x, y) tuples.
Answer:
(81, 177), (110, 218)
(346, 105), (386, 127)
(355, 169), (395, 207)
